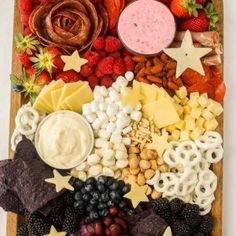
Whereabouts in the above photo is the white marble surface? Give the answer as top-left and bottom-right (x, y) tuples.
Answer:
(0, 0), (236, 235)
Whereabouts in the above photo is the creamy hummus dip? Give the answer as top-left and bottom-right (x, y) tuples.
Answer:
(35, 111), (94, 169)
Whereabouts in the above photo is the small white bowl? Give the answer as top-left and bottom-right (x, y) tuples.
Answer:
(35, 110), (94, 170)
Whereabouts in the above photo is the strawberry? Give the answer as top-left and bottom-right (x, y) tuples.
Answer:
(92, 37), (105, 50)
(21, 11), (31, 26)
(97, 56), (114, 74)
(80, 65), (94, 77)
(35, 71), (52, 85)
(196, 0), (207, 5)
(158, 0), (173, 5)
(87, 75), (99, 89)
(31, 46), (64, 74)
(113, 58), (125, 75)
(19, 0), (34, 12)
(17, 52), (32, 68)
(170, 0), (202, 18)
(23, 26), (32, 36)
(56, 70), (82, 83)
(26, 67), (36, 77)
(100, 76), (113, 88)
(105, 36), (122, 53)
(214, 82), (226, 103)
(178, 10), (209, 31)
(83, 51), (100, 66)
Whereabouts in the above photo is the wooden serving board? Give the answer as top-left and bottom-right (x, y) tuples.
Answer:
(6, 0), (224, 235)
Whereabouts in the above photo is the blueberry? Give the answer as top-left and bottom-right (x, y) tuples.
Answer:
(97, 184), (105, 193)
(119, 200), (127, 209)
(86, 205), (95, 213)
(110, 182), (119, 190)
(122, 185), (131, 194)
(99, 209), (109, 217)
(74, 179), (84, 189)
(126, 209), (135, 215)
(98, 203), (107, 210)
(110, 191), (120, 200)
(82, 193), (91, 202)
(92, 191), (100, 200)
(81, 188), (87, 194)
(74, 192), (82, 201)
(106, 177), (114, 186)
(118, 180), (125, 189)
(101, 192), (110, 202)
(90, 211), (99, 220)
(98, 176), (107, 184)
(107, 200), (115, 207)
(85, 184), (94, 192)
(74, 200), (84, 209)
(86, 177), (96, 186)
(90, 198), (98, 206)
(84, 216), (92, 224)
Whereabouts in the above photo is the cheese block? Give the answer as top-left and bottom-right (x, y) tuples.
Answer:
(33, 99), (51, 114)
(139, 83), (157, 104)
(64, 82), (93, 112)
(51, 88), (63, 110)
(58, 81), (84, 109)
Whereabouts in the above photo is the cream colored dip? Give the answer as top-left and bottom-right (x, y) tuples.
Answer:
(35, 111), (94, 169)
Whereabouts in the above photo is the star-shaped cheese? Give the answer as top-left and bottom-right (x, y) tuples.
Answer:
(61, 50), (88, 73)
(121, 87), (143, 107)
(45, 169), (74, 192)
(44, 226), (67, 236)
(124, 182), (149, 208)
(164, 30), (212, 77)
(147, 132), (172, 157)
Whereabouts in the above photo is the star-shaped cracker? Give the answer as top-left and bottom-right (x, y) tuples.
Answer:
(121, 87), (143, 107)
(45, 169), (74, 192)
(44, 226), (67, 236)
(147, 132), (171, 157)
(124, 182), (149, 208)
(61, 50), (88, 72)
(164, 30), (212, 77)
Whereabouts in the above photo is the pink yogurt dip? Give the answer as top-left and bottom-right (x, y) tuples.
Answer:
(118, 0), (176, 56)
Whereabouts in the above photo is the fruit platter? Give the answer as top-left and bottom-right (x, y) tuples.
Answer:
(4, 0), (224, 235)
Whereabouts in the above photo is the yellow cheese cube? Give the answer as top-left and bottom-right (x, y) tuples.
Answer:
(173, 95), (181, 104)
(190, 128), (205, 140)
(204, 118), (219, 131)
(196, 117), (205, 128)
(64, 83), (93, 113)
(175, 120), (185, 130)
(51, 88), (63, 110)
(185, 116), (195, 130)
(190, 92), (200, 100)
(207, 99), (223, 116)
(181, 97), (189, 106)
(180, 130), (190, 141)
(184, 105), (191, 114)
(190, 107), (202, 119)
(198, 93), (209, 107)
(201, 109), (214, 120)
(170, 130), (180, 141)
(176, 86), (188, 99)
(188, 97), (199, 108)
(166, 125), (176, 132)
(174, 104), (184, 116)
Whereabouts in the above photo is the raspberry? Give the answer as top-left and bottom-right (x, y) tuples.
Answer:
(80, 65), (94, 77)
(83, 51), (100, 67)
(109, 27), (118, 37)
(121, 48), (133, 57)
(97, 56), (114, 75)
(92, 37), (105, 50)
(105, 36), (122, 53)
(56, 70), (82, 83)
(123, 56), (135, 71)
(113, 58), (125, 75)
(88, 75), (99, 89)
(101, 76), (113, 88)
(95, 67), (105, 78)
(23, 26), (32, 36)
(19, 0), (34, 12)
(21, 11), (31, 26)
(109, 51), (121, 59)
(97, 50), (107, 59)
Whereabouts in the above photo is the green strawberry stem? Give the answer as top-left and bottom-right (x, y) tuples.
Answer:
(182, 0), (203, 17)
(205, 3), (219, 31)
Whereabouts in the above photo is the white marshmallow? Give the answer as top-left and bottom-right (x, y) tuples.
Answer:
(108, 88), (120, 102)
(101, 141), (112, 150)
(123, 105), (133, 114)
(82, 103), (92, 115)
(91, 101), (99, 112)
(122, 137), (131, 146)
(92, 118), (103, 130)
(77, 171), (87, 181)
(135, 102), (142, 111)
(113, 143), (127, 152)
(88, 165), (103, 177)
(106, 122), (116, 133)
(99, 102), (108, 111)
(94, 86), (108, 97)
(95, 138), (107, 148)
(117, 76), (128, 87)
(109, 116), (117, 122)
(115, 150), (128, 160)
(116, 159), (129, 169)
(103, 167), (115, 177)
(95, 149), (103, 156)
(94, 93), (104, 102)
(85, 113), (97, 123)
(106, 104), (119, 117)
(102, 159), (116, 167)
(131, 111), (142, 121)
(103, 149), (115, 161)
(97, 112), (108, 123)
(122, 126), (132, 135)
(125, 71), (134, 81)
(98, 129), (111, 140)
(110, 133), (122, 143)
(87, 154), (101, 166)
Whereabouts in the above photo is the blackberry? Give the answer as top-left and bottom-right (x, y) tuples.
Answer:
(158, 210), (172, 224)
(172, 220), (191, 236)
(185, 215), (202, 229)
(193, 233), (205, 236)
(49, 213), (63, 230)
(17, 223), (29, 236)
(62, 207), (80, 233)
(51, 198), (65, 216)
(170, 198), (185, 214)
(63, 192), (74, 206)
(199, 215), (214, 233)
(154, 198), (170, 214)
(181, 203), (200, 220)
(29, 216), (51, 235)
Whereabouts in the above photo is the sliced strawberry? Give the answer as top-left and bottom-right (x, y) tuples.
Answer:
(188, 82), (215, 99)
(35, 71), (52, 85)
(17, 52), (32, 68)
(26, 67), (36, 77)
(214, 82), (226, 103)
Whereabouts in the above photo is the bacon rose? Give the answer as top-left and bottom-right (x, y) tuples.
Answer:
(29, 0), (108, 52)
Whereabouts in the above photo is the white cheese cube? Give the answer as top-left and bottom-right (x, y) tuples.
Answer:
(176, 86), (188, 99)
(190, 107), (202, 119)
(201, 109), (214, 120)
(198, 93), (209, 107)
(185, 116), (195, 130)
